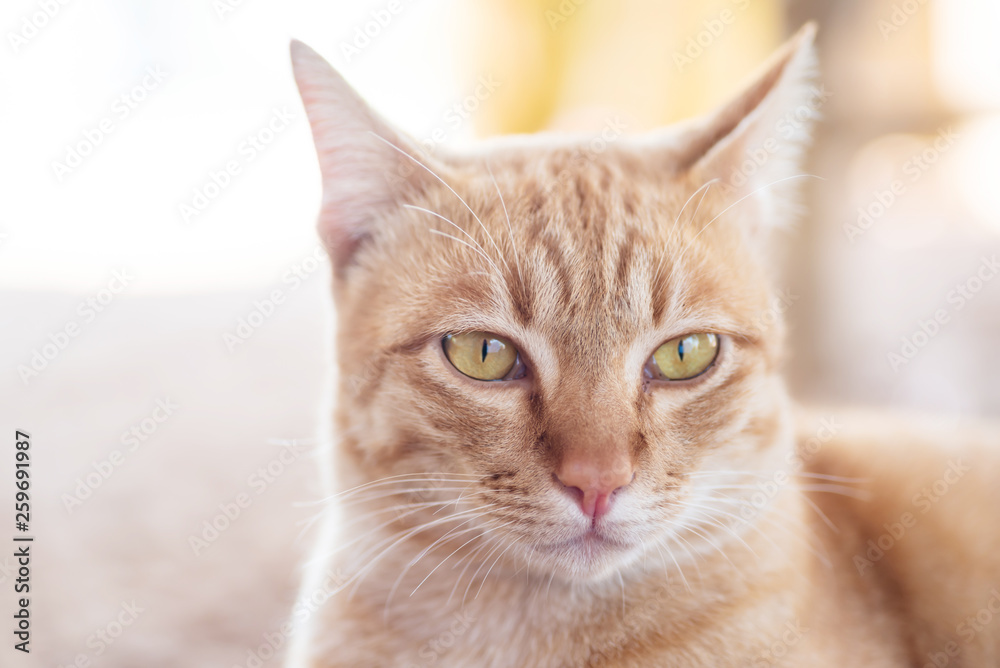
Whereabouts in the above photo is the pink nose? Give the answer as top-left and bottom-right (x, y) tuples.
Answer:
(555, 454), (634, 520)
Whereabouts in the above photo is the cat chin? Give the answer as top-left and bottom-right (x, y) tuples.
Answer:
(526, 531), (643, 581)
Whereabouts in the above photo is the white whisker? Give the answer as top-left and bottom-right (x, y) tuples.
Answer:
(475, 536), (517, 600)
(341, 506), (494, 599)
(384, 517), (487, 617)
(675, 173), (824, 266)
(368, 131), (509, 277)
(429, 229), (504, 277)
(487, 164), (523, 283)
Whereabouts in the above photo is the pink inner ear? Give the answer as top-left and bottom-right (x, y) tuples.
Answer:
(672, 23), (817, 178)
(316, 203), (365, 272)
(655, 25), (818, 241)
(312, 131), (422, 272)
(292, 40), (416, 272)
(676, 61), (792, 175)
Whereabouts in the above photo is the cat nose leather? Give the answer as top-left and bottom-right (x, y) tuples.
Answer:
(555, 452), (634, 521)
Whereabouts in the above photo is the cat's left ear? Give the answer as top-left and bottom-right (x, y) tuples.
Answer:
(671, 23), (822, 232)
(290, 40), (444, 275)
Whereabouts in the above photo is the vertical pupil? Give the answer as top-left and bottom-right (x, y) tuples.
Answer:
(481, 338), (488, 363)
(677, 338), (685, 361)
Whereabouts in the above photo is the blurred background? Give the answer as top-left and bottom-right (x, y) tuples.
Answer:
(1, 0), (998, 666)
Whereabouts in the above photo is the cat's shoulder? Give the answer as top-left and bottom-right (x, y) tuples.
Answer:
(793, 407), (1000, 663)
(792, 405), (1000, 534)
(794, 406), (999, 473)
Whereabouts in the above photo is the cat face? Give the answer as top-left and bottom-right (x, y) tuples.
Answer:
(292, 26), (816, 581)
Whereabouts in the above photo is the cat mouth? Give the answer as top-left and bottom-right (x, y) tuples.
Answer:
(539, 528), (633, 555)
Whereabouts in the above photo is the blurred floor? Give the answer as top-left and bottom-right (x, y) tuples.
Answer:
(0, 280), (329, 667)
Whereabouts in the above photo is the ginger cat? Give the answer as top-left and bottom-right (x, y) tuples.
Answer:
(285, 24), (1000, 667)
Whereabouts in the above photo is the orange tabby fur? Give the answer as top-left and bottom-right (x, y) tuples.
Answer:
(285, 25), (1000, 667)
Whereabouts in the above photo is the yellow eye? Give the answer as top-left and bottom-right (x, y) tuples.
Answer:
(649, 333), (719, 381)
(443, 332), (521, 381)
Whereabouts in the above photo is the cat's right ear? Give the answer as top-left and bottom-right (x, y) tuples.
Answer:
(664, 24), (820, 237)
(290, 40), (440, 273)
